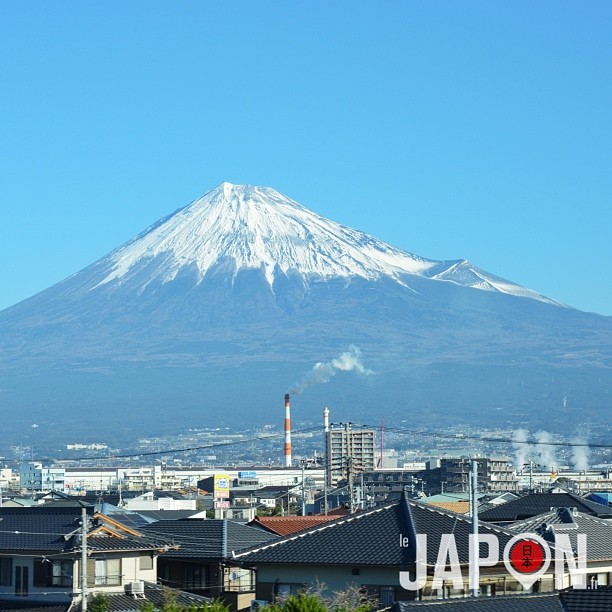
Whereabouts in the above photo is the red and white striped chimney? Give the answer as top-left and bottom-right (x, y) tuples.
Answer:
(284, 393), (292, 467)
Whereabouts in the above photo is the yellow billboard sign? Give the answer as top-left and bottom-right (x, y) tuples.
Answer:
(214, 473), (231, 499)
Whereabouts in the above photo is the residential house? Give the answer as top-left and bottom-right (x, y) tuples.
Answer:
(0, 505), (166, 608)
(508, 507), (612, 589)
(255, 486), (297, 511)
(234, 493), (529, 607)
(478, 492), (612, 524)
(140, 518), (279, 610)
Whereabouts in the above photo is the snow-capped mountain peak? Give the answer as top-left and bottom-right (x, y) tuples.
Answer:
(92, 182), (560, 306)
(96, 182), (437, 288)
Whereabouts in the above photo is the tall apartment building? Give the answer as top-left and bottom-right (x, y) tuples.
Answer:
(325, 424), (376, 486)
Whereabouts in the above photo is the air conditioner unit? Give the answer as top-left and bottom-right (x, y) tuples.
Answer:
(125, 580), (145, 597)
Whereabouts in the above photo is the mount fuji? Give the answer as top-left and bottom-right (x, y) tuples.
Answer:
(1, 183), (610, 440)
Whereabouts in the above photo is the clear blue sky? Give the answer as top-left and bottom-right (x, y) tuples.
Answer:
(1, 2), (611, 315)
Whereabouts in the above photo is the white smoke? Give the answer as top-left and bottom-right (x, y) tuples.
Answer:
(570, 436), (590, 471)
(535, 430), (557, 471)
(289, 345), (373, 394)
(512, 429), (530, 471)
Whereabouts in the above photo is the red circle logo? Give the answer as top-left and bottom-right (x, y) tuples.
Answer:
(509, 538), (546, 574)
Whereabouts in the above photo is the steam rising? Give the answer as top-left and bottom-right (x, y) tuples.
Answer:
(512, 429), (530, 470)
(570, 436), (590, 471)
(535, 430), (557, 471)
(290, 345), (373, 394)
(512, 429), (590, 472)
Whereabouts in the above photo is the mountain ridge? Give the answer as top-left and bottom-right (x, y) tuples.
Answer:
(0, 182), (609, 440)
(28, 182), (559, 309)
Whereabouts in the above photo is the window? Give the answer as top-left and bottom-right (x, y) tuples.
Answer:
(0, 558), (12, 586)
(139, 555), (153, 571)
(51, 560), (73, 587)
(34, 558), (73, 588)
(87, 558), (122, 587)
(183, 564), (208, 590)
(380, 586), (395, 607)
(275, 583), (304, 599)
(15, 565), (28, 596)
(224, 567), (255, 592)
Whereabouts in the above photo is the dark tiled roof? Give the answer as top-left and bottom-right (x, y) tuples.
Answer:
(0, 507), (90, 552)
(140, 518), (278, 560)
(235, 497), (515, 567)
(478, 493), (612, 523)
(0, 507), (162, 554)
(135, 509), (202, 521)
(0, 604), (68, 612)
(411, 502), (514, 566)
(560, 586), (612, 611)
(394, 593), (562, 610)
(71, 582), (211, 612)
(87, 534), (160, 553)
(508, 507), (612, 561)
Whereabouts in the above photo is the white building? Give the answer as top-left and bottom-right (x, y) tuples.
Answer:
(325, 424), (376, 486)
(19, 463), (65, 492)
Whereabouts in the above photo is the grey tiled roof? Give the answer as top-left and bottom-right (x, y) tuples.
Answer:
(87, 534), (160, 553)
(0, 507), (89, 552)
(71, 582), (211, 612)
(0, 507), (162, 555)
(134, 509), (202, 521)
(140, 518), (278, 560)
(478, 493), (612, 523)
(508, 507), (612, 561)
(0, 604), (68, 612)
(235, 497), (516, 567)
(394, 593), (563, 610)
(560, 586), (612, 611)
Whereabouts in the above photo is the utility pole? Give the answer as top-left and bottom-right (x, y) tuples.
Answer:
(81, 506), (88, 612)
(470, 460), (479, 598)
(347, 456), (355, 514)
(323, 462), (328, 516)
(301, 460), (306, 516)
(323, 407), (329, 516)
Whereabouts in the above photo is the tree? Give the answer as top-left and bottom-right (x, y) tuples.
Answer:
(139, 596), (230, 612)
(90, 593), (110, 612)
(266, 584), (374, 612)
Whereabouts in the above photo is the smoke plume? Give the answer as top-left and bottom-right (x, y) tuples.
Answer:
(535, 430), (557, 471)
(512, 429), (530, 470)
(289, 345), (373, 394)
(570, 436), (590, 471)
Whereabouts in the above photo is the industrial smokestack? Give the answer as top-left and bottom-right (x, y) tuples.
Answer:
(284, 393), (292, 467)
(323, 406), (330, 432)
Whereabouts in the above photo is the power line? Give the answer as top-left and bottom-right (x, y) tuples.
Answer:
(2, 427), (322, 464)
(341, 423), (612, 450)
(4, 422), (611, 468)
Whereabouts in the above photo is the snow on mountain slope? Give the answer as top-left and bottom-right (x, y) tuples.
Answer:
(92, 182), (561, 306)
(426, 259), (564, 305)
